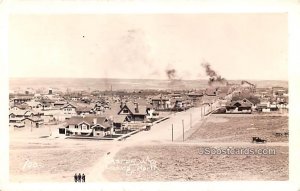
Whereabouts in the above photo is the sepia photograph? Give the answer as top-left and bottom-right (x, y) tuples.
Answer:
(7, 13), (291, 184)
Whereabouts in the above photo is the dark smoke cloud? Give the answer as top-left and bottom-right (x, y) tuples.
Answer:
(165, 68), (185, 90)
(166, 69), (177, 80)
(201, 62), (227, 86)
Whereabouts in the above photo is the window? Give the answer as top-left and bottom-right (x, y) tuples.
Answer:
(123, 109), (129, 113)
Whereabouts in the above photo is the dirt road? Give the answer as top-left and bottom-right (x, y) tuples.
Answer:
(86, 105), (214, 182)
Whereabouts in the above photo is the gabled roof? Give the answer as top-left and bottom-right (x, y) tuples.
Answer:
(15, 103), (30, 110)
(23, 116), (43, 122)
(66, 116), (110, 128)
(118, 104), (133, 115)
(227, 99), (253, 108)
(118, 103), (147, 115)
(25, 101), (42, 107)
(205, 88), (217, 96)
(60, 103), (77, 109)
(113, 115), (128, 123)
(9, 110), (32, 116)
(76, 105), (94, 112)
(53, 101), (67, 105)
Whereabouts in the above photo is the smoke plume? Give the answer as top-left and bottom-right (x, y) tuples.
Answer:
(166, 69), (177, 80)
(165, 68), (186, 90)
(201, 62), (227, 86)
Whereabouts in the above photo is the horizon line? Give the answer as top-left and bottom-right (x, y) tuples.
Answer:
(8, 77), (289, 82)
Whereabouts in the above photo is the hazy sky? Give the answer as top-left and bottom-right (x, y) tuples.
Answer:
(9, 14), (288, 80)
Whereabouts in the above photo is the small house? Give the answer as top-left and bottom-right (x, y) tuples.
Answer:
(62, 116), (111, 137)
(118, 102), (147, 122)
(225, 99), (253, 114)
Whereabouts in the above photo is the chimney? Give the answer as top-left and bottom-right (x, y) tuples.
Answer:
(49, 88), (53, 95)
(120, 101), (124, 108)
(134, 102), (139, 113)
(93, 118), (97, 124)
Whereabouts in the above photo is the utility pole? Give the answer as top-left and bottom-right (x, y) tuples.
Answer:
(182, 119), (184, 142)
(111, 85), (113, 103)
(200, 106), (202, 119)
(190, 112), (192, 129)
(172, 124), (173, 142)
(111, 118), (113, 138)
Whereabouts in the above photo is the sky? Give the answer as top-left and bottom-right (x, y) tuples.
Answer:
(8, 14), (288, 80)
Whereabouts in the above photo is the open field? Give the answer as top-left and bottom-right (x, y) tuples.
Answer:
(103, 144), (288, 181)
(103, 114), (289, 181)
(186, 115), (288, 143)
(10, 147), (106, 182)
(9, 110), (289, 182)
(10, 126), (110, 182)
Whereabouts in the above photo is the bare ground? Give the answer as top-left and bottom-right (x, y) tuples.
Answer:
(9, 109), (289, 182)
(186, 115), (288, 143)
(103, 144), (288, 181)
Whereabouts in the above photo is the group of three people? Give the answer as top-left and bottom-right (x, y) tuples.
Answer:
(74, 173), (85, 182)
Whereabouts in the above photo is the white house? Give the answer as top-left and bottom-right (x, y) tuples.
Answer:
(61, 116), (112, 137)
(60, 103), (77, 120)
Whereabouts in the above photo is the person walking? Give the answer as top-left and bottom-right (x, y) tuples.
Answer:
(74, 173), (78, 183)
(82, 173), (85, 182)
(78, 173), (81, 182)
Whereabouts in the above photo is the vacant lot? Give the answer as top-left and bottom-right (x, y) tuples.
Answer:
(103, 144), (288, 181)
(186, 115), (288, 143)
(10, 127), (109, 182)
(9, 112), (289, 182)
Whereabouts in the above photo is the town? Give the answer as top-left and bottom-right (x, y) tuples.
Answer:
(7, 12), (290, 185)
(9, 80), (288, 139)
(9, 78), (289, 182)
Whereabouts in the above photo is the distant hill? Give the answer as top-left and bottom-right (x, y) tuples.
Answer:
(9, 78), (288, 92)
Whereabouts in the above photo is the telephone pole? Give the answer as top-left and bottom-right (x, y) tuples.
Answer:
(182, 119), (184, 142)
(172, 124), (174, 142)
(190, 112), (192, 129)
(111, 85), (113, 102)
